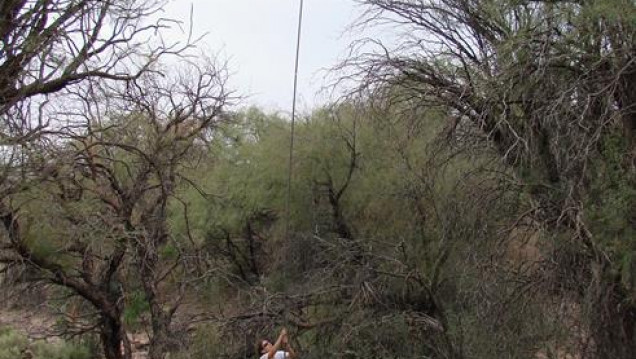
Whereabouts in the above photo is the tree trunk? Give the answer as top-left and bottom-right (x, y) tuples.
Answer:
(136, 236), (175, 359)
(101, 315), (129, 359)
(590, 273), (636, 359)
(147, 311), (173, 359)
(327, 185), (353, 240)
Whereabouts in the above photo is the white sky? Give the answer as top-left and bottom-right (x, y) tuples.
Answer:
(163, 0), (367, 113)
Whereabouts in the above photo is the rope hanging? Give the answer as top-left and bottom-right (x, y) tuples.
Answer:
(282, 1), (304, 357)
(284, 0), (304, 240)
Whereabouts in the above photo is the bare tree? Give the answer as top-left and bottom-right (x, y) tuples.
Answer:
(0, 0), (183, 197)
(0, 57), (231, 359)
(0, 2), (213, 358)
(0, 0), (178, 109)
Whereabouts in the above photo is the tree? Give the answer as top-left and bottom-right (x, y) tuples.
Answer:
(1, 0), (181, 197)
(0, 3), (223, 357)
(347, 0), (635, 357)
(1, 58), (231, 359)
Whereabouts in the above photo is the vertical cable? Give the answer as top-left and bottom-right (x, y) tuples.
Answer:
(285, 0), (304, 240)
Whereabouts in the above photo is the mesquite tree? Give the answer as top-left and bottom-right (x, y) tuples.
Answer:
(347, 0), (635, 357)
(1, 59), (230, 358)
(0, 0), (180, 197)
(0, 2), (231, 358)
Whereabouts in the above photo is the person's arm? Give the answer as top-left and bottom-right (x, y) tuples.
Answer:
(283, 334), (296, 359)
(281, 330), (296, 359)
(266, 328), (288, 359)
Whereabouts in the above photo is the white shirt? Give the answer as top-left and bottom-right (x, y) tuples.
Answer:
(260, 350), (289, 359)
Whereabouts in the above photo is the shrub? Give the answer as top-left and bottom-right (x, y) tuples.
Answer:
(0, 327), (93, 359)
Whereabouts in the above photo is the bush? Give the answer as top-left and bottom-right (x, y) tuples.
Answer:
(0, 326), (93, 359)
(0, 327), (28, 359)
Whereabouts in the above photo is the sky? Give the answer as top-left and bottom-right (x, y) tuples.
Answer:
(163, 0), (368, 113)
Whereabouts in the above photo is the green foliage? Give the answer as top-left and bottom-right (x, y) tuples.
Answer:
(30, 340), (91, 359)
(123, 290), (150, 328)
(309, 313), (433, 359)
(160, 244), (178, 260)
(586, 130), (636, 297)
(173, 324), (250, 359)
(172, 99), (528, 359)
(0, 327), (92, 359)
(0, 327), (27, 359)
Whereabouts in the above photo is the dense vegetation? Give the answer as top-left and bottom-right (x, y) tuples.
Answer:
(1, 1), (634, 358)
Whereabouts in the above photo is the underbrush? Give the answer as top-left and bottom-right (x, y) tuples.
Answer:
(0, 326), (94, 359)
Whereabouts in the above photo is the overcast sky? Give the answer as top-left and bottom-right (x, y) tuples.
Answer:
(163, 0), (367, 112)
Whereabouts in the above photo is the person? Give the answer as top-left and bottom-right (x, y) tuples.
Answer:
(257, 327), (297, 359)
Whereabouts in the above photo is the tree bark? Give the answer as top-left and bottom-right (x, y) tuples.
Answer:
(101, 315), (130, 359)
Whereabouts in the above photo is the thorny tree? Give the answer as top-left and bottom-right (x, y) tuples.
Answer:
(1, 58), (230, 359)
(0, 0), (180, 197)
(344, 0), (635, 357)
(0, 1), (230, 358)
